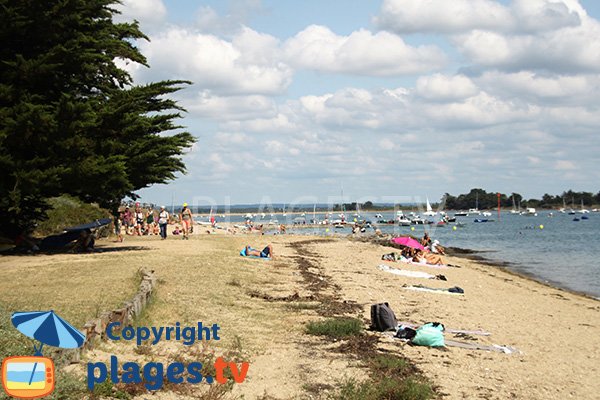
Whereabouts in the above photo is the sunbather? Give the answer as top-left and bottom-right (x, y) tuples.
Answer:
(414, 249), (445, 265)
(241, 244), (274, 258)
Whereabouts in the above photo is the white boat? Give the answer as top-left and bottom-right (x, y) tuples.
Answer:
(423, 197), (437, 217)
(578, 199), (590, 214)
(559, 198), (566, 213)
(375, 213), (383, 219)
(468, 208), (481, 216)
(411, 215), (426, 224)
(454, 211), (468, 216)
(520, 208), (538, 216)
(510, 195), (520, 214)
(482, 211), (492, 217)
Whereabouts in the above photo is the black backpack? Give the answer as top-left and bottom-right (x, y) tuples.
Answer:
(370, 302), (398, 332)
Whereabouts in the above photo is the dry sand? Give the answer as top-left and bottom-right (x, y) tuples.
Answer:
(1, 230), (598, 399)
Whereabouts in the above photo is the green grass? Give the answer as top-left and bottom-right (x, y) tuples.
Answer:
(306, 317), (363, 338)
(35, 194), (112, 236)
(331, 376), (433, 400)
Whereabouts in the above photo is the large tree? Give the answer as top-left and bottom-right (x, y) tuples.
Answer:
(0, 0), (195, 236)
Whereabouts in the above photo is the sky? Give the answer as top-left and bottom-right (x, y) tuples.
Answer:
(115, 0), (600, 206)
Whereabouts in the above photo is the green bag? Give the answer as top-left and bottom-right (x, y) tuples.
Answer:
(411, 322), (445, 347)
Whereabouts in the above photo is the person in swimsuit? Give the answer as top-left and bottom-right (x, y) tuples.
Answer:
(241, 244), (274, 258)
(179, 203), (193, 240)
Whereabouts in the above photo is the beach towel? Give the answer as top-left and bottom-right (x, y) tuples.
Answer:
(240, 246), (272, 260)
(402, 284), (465, 295)
(397, 321), (491, 336)
(444, 340), (521, 354)
(378, 264), (435, 279)
(398, 260), (449, 269)
(378, 264), (446, 280)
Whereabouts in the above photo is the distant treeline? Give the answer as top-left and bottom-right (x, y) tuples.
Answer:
(443, 189), (600, 210)
(170, 189), (600, 214)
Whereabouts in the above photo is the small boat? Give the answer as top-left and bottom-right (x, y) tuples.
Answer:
(573, 217), (580, 221)
(482, 211), (492, 217)
(520, 208), (538, 216)
(510, 195), (520, 214)
(474, 218), (489, 223)
(411, 216), (426, 224)
(454, 211), (468, 217)
(578, 199), (590, 214)
(581, 215), (589, 220)
(423, 197), (436, 217)
(468, 208), (481, 216)
(436, 221), (446, 226)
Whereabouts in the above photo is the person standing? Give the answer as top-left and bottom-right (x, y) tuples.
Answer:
(158, 206), (169, 240)
(179, 203), (193, 240)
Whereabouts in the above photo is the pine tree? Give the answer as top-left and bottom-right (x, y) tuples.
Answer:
(0, 0), (195, 236)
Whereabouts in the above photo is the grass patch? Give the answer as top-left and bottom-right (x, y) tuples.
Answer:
(328, 354), (434, 400)
(35, 195), (112, 237)
(286, 302), (321, 311)
(306, 317), (363, 338)
(331, 375), (433, 400)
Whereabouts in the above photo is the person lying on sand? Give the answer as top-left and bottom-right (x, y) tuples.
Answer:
(414, 249), (445, 265)
(241, 244), (274, 259)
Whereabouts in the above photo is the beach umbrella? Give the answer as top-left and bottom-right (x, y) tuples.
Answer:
(11, 311), (85, 355)
(391, 236), (425, 250)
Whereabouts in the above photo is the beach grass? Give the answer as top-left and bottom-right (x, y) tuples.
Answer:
(0, 251), (142, 328)
(306, 317), (363, 338)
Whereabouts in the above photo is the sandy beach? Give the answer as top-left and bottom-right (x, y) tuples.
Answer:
(1, 229), (598, 399)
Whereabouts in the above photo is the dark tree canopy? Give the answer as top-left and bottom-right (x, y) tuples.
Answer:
(0, 0), (195, 236)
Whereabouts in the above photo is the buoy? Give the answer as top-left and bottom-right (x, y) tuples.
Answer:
(539, 224), (544, 230)
(453, 226), (457, 231)
(325, 228), (330, 233)
(410, 227), (415, 231)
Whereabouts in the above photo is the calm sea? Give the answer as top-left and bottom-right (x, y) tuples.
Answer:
(197, 211), (600, 299)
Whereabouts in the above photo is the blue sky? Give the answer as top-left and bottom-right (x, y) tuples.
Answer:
(115, 0), (600, 206)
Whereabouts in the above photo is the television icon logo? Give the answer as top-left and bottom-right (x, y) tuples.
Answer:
(2, 356), (55, 399)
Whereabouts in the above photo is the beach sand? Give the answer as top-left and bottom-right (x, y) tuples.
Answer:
(0, 230), (598, 399)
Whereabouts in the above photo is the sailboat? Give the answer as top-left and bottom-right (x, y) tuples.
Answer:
(578, 199), (590, 214)
(423, 197), (436, 217)
(559, 198), (566, 213)
(568, 197), (576, 215)
(510, 195), (520, 214)
(468, 194), (481, 215)
(282, 204), (287, 217)
(311, 204), (318, 224)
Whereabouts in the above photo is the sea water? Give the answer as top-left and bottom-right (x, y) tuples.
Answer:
(199, 211), (600, 298)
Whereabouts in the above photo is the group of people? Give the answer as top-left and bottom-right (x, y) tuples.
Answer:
(115, 202), (194, 241)
(382, 233), (447, 265)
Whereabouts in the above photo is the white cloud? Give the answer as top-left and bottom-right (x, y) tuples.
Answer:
(185, 92), (277, 120)
(374, 0), (512, 34)
(132, 27), (292, 95)
(375, 0), (581, 34)
(113, 0), (167, 27)
(554, 160), (577, 170)
(416, 74), (479, 101)
(283, 25), (447, 76)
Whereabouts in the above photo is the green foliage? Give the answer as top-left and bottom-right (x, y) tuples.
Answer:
(306, 317), (363, 338)
(331, 376), (433, 400)
(443, 188), (599, 210)
(34, 195), (112, 236)
(0, 0), (195, 237)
